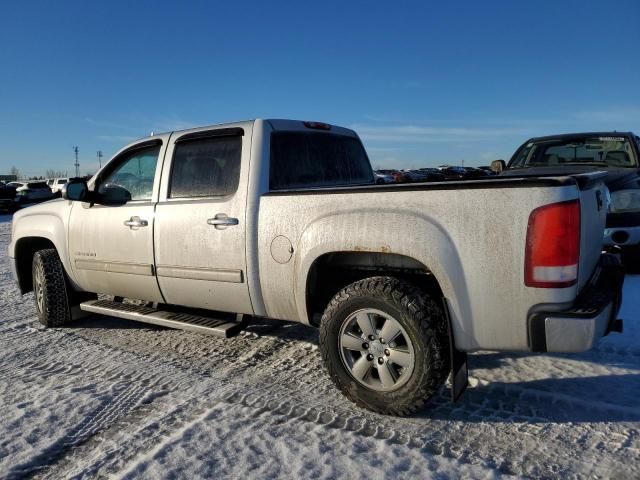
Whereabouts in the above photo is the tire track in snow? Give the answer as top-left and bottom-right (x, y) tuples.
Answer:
(4, 382), (150, 479)
(29, 321), (640, 479)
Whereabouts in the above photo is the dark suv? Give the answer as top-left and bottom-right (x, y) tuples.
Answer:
(495, 132), (640, 270)
(0, 182), (18, 212)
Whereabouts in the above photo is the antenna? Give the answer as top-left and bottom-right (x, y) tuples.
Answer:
(73, 146), (79, 177)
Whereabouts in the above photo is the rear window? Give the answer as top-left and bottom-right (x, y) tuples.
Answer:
(28, 182), (49, 188)
(269, 132), (373, 190)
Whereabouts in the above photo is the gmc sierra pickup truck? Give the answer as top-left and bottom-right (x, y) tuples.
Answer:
(9, 119), (624, 415)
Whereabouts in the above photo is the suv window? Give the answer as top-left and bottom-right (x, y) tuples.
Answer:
(98, 145), (160, 201)
(270, 132), (373, 190)
(169, 136), (242, 198)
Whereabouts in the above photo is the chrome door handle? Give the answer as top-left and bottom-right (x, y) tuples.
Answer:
(207, 213), (239, 229)
(124, 216), (148, 228)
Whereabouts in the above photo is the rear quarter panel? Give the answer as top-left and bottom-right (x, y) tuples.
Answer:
(258, 183), (586, 352)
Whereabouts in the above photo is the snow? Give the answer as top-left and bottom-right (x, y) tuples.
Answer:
(0, 213), (638, 479)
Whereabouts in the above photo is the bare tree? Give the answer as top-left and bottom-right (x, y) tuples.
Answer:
(45, 169), (67, 178)
(10, 166), (19, 179)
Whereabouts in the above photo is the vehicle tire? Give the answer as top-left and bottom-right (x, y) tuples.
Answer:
(32, 249), (74, 327)
(319, 276), (450, 416)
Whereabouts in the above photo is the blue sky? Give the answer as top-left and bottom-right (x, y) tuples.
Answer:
(1, 0), (639, 176)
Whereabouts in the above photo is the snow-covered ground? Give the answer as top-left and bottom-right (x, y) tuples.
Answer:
(0, 213), (638, 479)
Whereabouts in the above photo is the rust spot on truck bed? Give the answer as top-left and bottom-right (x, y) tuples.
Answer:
(353, 245), (392, 253)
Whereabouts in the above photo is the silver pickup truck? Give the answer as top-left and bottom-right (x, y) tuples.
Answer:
(8, 119), (624, 415)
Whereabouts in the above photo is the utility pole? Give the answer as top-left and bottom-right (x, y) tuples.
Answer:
(97, 150), (103, 169)
(73, 146), (79, 177)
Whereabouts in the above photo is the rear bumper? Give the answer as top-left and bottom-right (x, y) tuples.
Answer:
(528, 253), (625, 353)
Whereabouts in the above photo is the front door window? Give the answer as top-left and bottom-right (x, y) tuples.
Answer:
(98, 145), (160, 201)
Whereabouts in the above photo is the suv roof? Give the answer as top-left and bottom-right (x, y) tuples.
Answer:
(524, 131), (636, 143)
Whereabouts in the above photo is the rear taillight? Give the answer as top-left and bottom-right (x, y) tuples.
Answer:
(525, 199), (580, 288)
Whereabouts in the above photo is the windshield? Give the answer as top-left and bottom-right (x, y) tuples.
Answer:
(510, 136), (637, 168)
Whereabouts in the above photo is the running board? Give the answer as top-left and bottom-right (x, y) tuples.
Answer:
(79, 299), (246, 338)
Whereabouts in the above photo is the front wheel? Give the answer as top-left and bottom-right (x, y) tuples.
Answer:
(319, 276), (450, 416)
(32, 249), (74, 327)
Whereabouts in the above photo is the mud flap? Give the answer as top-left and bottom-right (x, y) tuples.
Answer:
(443, 298), (468, 402)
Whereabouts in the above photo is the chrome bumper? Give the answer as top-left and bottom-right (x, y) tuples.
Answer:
(528, 253), (624, 353)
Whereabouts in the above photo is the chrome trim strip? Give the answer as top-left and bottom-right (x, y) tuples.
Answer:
(75, 259), (154, 276)
(156, 265), (243, 283)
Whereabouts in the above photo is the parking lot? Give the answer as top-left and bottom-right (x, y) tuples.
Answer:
(1, 213), (639, 478)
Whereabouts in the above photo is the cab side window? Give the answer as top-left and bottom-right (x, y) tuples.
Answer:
(169, 135), (242, 198)
(98, 145), (161, 201)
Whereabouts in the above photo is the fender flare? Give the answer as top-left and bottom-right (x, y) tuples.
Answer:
(292, 208), (476, 350)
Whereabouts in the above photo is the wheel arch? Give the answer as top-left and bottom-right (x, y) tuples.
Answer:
(10, 208), (78, 294)
(288, 208), (475, 350)
(14, 236), (58, 294)
(304, 251), (445, 324)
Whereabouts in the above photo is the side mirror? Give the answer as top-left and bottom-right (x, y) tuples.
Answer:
(97, 184), (132, 205)
(491, 159), (506, 173)
(62, 179), (89, 201)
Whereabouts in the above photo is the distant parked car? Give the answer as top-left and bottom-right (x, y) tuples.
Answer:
(416, 168), (446, 181)
(377, 169), (410, 183)
(462, 167), (493, 179)
(374, 171), (395, 184)
(478, 166), (497, 175)
(0, 182), (18, 213)
(402, 169), (445, 183)
(49, 178), (69, 196)
(437, 166), (467, 180)
(8, 181), (54, 205)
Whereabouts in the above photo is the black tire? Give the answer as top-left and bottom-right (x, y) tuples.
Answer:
(319, 276), (450, 416)
(32, 249), (74, 327)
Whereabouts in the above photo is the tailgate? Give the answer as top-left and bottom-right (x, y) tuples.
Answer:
(574, 172), (609, 290)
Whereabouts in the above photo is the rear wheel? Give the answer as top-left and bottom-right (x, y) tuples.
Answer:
(32, 249), (75, 327)
(319, 276), (450, 416)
